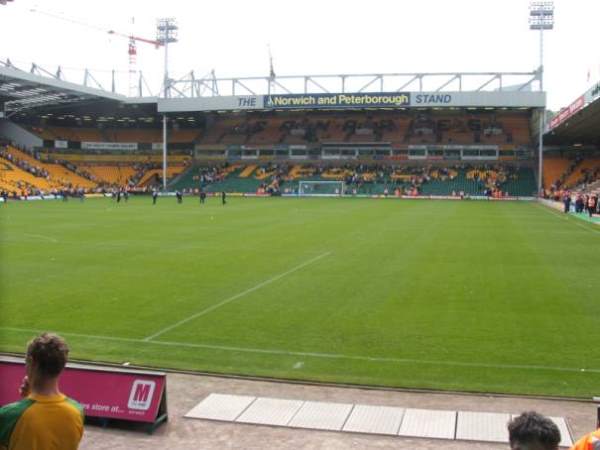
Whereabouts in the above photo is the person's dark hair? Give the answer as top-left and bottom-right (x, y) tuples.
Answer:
(508, 411), (561, 450)
(26, 333), (69, 378)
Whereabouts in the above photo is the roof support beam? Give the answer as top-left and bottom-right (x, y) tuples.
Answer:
(305, 76), (329, 94)
(139, 72), (153, 97)
(358, 75), (382, 93)
(518, 76), (538, 91)
(169, 84), (186, 98)
(232, 79), (256, 95)
(271, 78), (292, 94)
(476, 74), (500, 91)
(397, 75), (421, 92)
(83, 69), (105, 91)
(435, 74), (460, 92)
(30, 64), (59, 80)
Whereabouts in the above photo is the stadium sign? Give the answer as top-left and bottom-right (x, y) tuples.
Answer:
(549, 95), (585, 130)
(412, 91), (545, 108)
(82, 142), (139, 151)
(157, 95), (264, 112)
(0, 356), (168, 429)
(413, 94), (453, 105)
(265, 93), (411, 109)
(157, 91), (545, 112)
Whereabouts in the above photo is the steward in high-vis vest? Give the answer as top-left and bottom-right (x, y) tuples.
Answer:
(570, 430), (600, 450)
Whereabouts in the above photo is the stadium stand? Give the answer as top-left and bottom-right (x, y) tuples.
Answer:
(79, 165), (137, 186)
(27, 111), (532, 147)
(28, 126), (205, 144)
(167, 162), (537, 197)
(543, 157), (571, 190)
(0, 144), (195, 194)
(239, 165), (257, 178)
(0, 145), (96, 193)
(137, 165), (186, 187)
(4, 95), (541, 199)
(0, 158), (53, 194)
(565, 157), (600, 188)
(40, 153), (190, 164)
(542, 152), (600, 203)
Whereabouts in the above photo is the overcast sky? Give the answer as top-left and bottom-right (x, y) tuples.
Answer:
(1, 0), (598, 110)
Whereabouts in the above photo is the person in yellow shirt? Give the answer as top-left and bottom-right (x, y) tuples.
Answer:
(569, 429), (600, 450)
(0, 333), (84, 450)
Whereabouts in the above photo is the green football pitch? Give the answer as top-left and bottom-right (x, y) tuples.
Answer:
(1, 196), (600, 398)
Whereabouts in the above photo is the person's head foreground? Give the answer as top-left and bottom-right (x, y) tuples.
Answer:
(0, 332), (83, 450)
(25, 332), (69, 391)
(508, 411), (561, 450)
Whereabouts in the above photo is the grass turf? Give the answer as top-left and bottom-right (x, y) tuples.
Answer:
(1, 196), (600, 398)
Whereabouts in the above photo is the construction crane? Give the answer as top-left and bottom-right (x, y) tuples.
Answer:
(29, 8), (163, 96)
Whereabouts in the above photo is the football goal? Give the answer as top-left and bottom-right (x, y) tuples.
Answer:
(298, 180), (345, 197)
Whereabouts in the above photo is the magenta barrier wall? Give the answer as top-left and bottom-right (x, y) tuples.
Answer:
(0, 358), (167, 424)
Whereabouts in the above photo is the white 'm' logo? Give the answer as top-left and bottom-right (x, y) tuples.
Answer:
(127, 380), (156, 411)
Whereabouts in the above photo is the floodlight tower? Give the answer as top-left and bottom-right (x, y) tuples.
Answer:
(529, 1), (554, 195)
(156, 17), (178, 190)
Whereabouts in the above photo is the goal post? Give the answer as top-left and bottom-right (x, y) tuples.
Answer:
(298, 180), (345, 197)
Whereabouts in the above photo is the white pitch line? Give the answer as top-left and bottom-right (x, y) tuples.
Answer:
(143, 251), (332, 341)
(22, 233), (58, 243)
(2, 326), (599, 375)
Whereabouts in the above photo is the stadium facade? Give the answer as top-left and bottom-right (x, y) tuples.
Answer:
(1, 60), (598, 198)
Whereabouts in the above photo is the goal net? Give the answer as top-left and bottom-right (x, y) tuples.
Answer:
(298, 180), (345, 197)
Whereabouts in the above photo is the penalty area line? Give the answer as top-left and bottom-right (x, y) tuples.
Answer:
(143, 251), (332, 341)
(0, 232), (56, 244)
(23, 233), (58, 243)
(1, 326), (599, 375)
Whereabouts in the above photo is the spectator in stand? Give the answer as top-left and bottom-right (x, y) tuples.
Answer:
(507, 411), (561, 450)
(0, 333), (84, 450)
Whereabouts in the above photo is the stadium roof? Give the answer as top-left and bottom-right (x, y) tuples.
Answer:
(0, 60), (546, 118)
(0, 61), (127, 116)
(545, 81), (600, 146)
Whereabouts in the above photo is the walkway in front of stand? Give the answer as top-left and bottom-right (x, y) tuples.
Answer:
(80, 372), (598, 450)
(184, 393), (573, 447)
